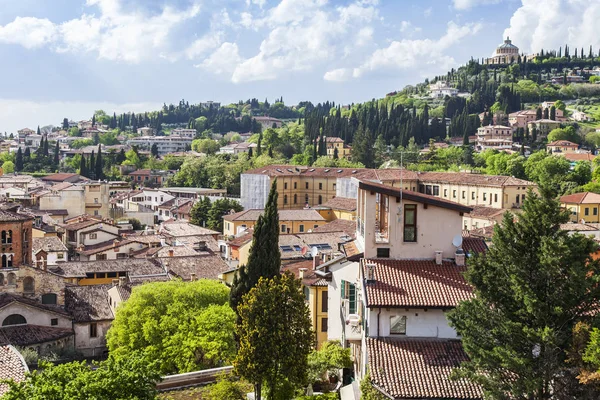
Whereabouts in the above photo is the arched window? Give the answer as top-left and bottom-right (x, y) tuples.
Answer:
(41, 293), (57, 305)
(7, 230), (12, 244)
(7, 255), (12, 268)
(23, 277), (34, 293)
(2, 314), (26, 326)
(7, 272), (15, 285)
(1, 254), (6, 269)
(305, 194), (309, 205)
(1, 230), (5, 244)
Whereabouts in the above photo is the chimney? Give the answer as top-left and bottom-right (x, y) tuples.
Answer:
(112, 278), (119, 286)
(299, 268), (308, 279)
(113, 239), (119, 248)
(168, 249), (174, 257)
(455, 249), (466, 267)
(190, 273), (197, 281)
(118, 276), (127, 287)
(435, 250), (443, 265)
(365, 263), (376, 283)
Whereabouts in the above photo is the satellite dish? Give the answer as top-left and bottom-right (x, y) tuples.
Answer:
(310, 247), (319, 258)
(301, 246), (308, 255)
(452, 235), (463, 248)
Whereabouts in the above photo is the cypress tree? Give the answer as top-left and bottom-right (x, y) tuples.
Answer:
(95, 144), (103, 180)
(24, 147), (30, 162)
(79, 155), (87, 177)
(15, 148), (23, 172)
(53, 141), (60, 167)
(230, 179), (281, 320)
(550, 106), (556, 121)
(536, 107), (542, 120)
(37, 125), (41, 135)
(43, 135), (49, 156)
(89, 151), (95, 179)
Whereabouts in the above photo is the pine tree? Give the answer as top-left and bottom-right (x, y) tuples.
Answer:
(53, 141), (59, 168)
(543, 108), (549, 119)
(248, 147), (253, 158)
(92, 114), (96, 126)
(230, 179), (281, 321)
(256, 133), (262, 156)
(95, 144), (103, 180)
(449, 190), (600, 399)
(37, 125), (41, 135)
(190, 196), (211, 227)
(15, 148), (23, 172)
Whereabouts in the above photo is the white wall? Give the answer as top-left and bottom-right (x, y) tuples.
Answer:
(366, 307), (458, 339)
(0, 303), (71, 329)
(241, 174), (270, 209)
(327, 260), (360, 342)
(73, 321), (111, 357)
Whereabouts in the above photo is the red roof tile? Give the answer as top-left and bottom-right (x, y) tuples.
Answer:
(560, 192), (600, 204)
(367, 338), (482, 399)
(462, 237), (488, 254)
(320, 197), (357, 211)
(361, 259), (473, 308)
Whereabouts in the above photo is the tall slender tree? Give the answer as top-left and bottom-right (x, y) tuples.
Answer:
(89, 151), (95, 179)
(53, 141), (60, 168)
(43, 135), (49, 156)
(15, 148), (23, 172)
(79, 155), (87, 177)
(95, 144), (103, 180)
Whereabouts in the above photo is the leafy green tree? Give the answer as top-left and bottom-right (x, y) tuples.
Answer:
(71, 138), (94, 149)
(234, 272), (314, 400)
(360, 373), (387, 400)
(1, 161), (15, 174)
(307, 340), (352, 383)
(554, 100), (566, 112)
(192, 138), (220, 155)
(547, 126), (579, 144)
(1, 353), (160, 400)
(524, 151), (571, 194)
(15, 148), (23, 172)
(230, 180), (281, 320)
(448, 190), (600, 399)
(207, 198), (243, 232)
(190, 196), (212, 227)
(106, 280), (236, 374)
(68, 127), (81, 137)
(204, 374), (247, 400)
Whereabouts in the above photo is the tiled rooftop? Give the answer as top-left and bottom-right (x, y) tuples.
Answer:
(367, 338), (482, 399)
(0, 325), (74, 347)
(32, 237), (68, 253)
(560, 192), (600, 205)
(361, 259), (473, 308)
(312, 219), (356, 238)
(65, 285), (114, 322)
(0, 345), (28, 396)
(319, 197), (357, 211)
(223, 209), (325, 222)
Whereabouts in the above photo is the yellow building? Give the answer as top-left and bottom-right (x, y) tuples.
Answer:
(560, 192), (600, 222)
(315, 197), (357, 221)
(547, 140), (578, 154)
(222, 209), (327, 236)
(321, 137), (352, 160)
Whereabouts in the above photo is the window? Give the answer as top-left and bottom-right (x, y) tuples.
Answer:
(318, 195), (323, 205)
(284, 195), (288, 204)
(94, 210), (99, 216)
(494, 193), (498, 203)
(321, 291), (328, 312)
(89, 233), (97, 239)
(23, 277), (34, 293)
(42, 293), (57, 304)
(96, 254), (107, 261)
(453, 190), (457, 198)
(585, 208), (590, 216)
(444, 189), (448, 197)
(94, 198), (98, 203)
(595, 208), (598, 216)
(305, 195), (309, 205)
(483, 193), (487, 201)
(403, 204), (417, 242)
(432, 186), (439, 196)
(376, 248), (390, 258)
(294, 182), (297, 189)
(341, 280), (356, 314)
(299, 225), (305, 233)
(284, 182), (288, 189)
(2, 314), (26, 326)
(51, 318), (58, 326)
(281, 225), (287, 233)
(294, 194), (297, 204)
(390, 315), (407, 335)
(319, 182), (323, 190)
(57, 253), (64, 259)
(462, 191), (465, 199)
(116, 253), (128, 259)
(305, 182), (309, 189)
(471, 192), (475, 200)
(321, 317), (328, 332)
(90, 323), (98, 338)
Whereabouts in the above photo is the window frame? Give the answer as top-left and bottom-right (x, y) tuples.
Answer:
(90, 323), (98, 338)
(403, 204), (417, 243)
(390, 315), (407, 335)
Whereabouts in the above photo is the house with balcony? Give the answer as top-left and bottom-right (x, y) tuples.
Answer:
(547, 140), (579, 154)
(324, 179), (486, 398)
(475, 125), (513, 151)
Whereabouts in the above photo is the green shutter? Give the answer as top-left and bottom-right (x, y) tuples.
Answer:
(349, 283), (356, 314)
(341, 279), (346, 299)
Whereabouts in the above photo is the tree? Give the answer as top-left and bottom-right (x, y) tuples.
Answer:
(1, 353), (160, 400)
(151, 143), (159, 158)
(89, 151), (95, 178)
(550, 106), (556, 121)
(107, 279), (236, 374)
(234, 272), (314, 400)
(360, 373), (387, 400)
(192, 138), (220, 154)
(536, 107), (542, 120)
(95, 144), (103, 180)
(54, 141), (60, 167)
(307, 340), (352, 383)
(554, 100), (566, 112)
(36, 125), (40, 135)
(230, 180), (281, 319)
(448, 190), (600, 399)
(79, 154), (87, 177)
(547, 126), (579, 144)
(204, 374), (247, 400)
(15, 148), (23, 172)
(207, 198), (243, 232)
(190, 196), (212, 227)
(23, 147), (30, 162)
(1, 161), (14, 174)
(43, 135), (49, 156)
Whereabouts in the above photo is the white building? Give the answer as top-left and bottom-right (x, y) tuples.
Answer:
(127, 136), (193, 155)
(476, 125), (513, 151)
(218, 142), (257, 155)
(429, 81), (458, 98)
(171, 128), (197, 138)
(32, 237), (68, 268)
(571, 110), (591, 122)
(122, 189), (175, 222)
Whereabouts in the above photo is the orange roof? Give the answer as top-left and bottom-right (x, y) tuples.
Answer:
(548, 140), (578, 147)
(560, 192), (600, 204)
(564, 153), (596, 162)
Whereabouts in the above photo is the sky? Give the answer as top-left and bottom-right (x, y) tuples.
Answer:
(0, 0), (599, 132)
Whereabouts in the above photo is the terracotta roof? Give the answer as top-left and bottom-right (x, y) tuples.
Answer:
(0, 210), (33, 222)
(76, 239), (139, 256)
(417, 171), (535, 187)
(0, 293), (70, 317)
(65, 285), (114, 322)
(560, 223), (599, 232)
(560, 192), (600, 204)
(159, 221), (219, 237)
(466, 206), (505, 219)
(50, 182), (74, 191)
(0, 325), (74, 347)
(228, 230), (253, 247)
(462, 237), (488, 254)
(242, 165), (368, 178)
(313, 219), (356, 238)
(358, 181), (472, 214)
(361, 259), (473, 308)
(467, 226), (495, 239)
(320, 197), (357, 211)
(367, 338), (482, 399)
(342, 241), (362, 259)
(0, 345), (28, 396)
(32, 237), (68, 253)
(49, 258), (166, 278)
(563, 153), (595, 162)
(352, 169), (419, 182)
(223, 209), (325, 222)
(161, 254), (230, 281)
(548, 140), (578, 147)
(41, 173), (84, 182)
(282, 260), (329, 286)
(278, 231), (350, 259)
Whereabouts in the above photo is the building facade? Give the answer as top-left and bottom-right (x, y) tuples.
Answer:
(476, 125), (513, 151)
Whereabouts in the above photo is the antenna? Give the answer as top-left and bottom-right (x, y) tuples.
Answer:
(452, 234), (463, 248)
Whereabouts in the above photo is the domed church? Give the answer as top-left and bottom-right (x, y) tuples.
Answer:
(485, 37), (520, 65)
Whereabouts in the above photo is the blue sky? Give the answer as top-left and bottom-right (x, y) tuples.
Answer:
(0, 0), (599, 132)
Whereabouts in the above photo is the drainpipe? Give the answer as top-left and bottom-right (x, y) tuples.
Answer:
(377, 307), (382, 337)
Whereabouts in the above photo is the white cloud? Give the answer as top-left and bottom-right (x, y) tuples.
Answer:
(0, 17), (57, 49)
(197, 42), (243, 76)
(504, 0), (600, 55)
(185, 31), (224, 59)
(327, 21), (481, 82)
(453, 0), (502, 10)
(0, 0), (201, 63)
(246, 0), (267, 7)
(399, 20), (421, 35)
(226, 0), (379, 83)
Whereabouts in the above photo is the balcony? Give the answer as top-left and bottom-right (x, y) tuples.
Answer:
(341, 299), (362, 342)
